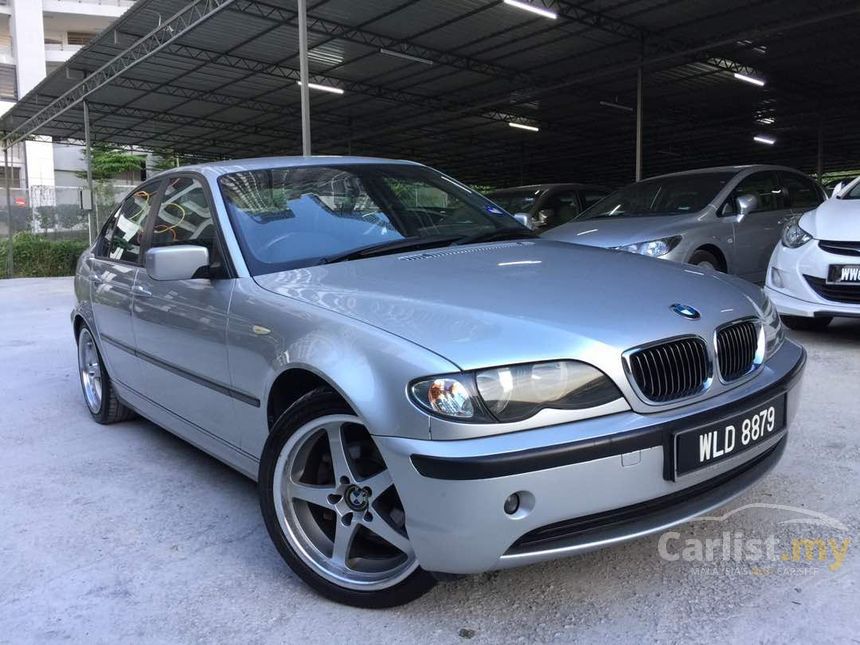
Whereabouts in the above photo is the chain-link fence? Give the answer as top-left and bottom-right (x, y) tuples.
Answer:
(0, 183), (136, 241)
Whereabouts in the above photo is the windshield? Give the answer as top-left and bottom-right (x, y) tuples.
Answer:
(488, 188), (544, 214)
(578, 172), (735, 220)
(219, 163), (525, 274)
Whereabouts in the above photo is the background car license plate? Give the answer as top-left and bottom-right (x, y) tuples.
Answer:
(828, 264), (860, 284)
(674, 394), (786, 476)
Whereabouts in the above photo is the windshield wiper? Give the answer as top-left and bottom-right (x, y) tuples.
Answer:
(318, 235), (464, 265)
(455, 228), (537, 246)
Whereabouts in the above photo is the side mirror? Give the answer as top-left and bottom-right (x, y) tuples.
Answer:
(735, 193), (758, 221)
(145, 245), (209, 281)
(513, 213), (534, 229)
(830, 181), (845, 198)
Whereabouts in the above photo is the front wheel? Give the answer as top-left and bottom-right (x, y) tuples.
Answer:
(781, 315), (832, 331)
(258, 387), (435, 607)
(688, 249), (723, 271)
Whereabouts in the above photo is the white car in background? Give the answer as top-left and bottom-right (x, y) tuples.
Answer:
(766, 176), (860, 330)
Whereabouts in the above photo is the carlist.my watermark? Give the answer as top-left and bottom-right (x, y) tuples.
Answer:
(657, 503), (852, 574)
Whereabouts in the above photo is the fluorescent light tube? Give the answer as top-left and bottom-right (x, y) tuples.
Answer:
(509, 122), (539, 132)
(296, 81), (344, 95)
(379, 48), (434, 65)
(503, 0), (557, 20)
(733, 72), (765, 87)
(753, 135), (776, 145)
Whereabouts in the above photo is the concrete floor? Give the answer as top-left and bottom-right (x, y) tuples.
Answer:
(1, 277), (858, 644)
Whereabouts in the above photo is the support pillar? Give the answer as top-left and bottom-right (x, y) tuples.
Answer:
(297, 0), (312, 156)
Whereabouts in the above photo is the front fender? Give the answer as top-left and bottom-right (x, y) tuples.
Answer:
(227, 278), (457, 460)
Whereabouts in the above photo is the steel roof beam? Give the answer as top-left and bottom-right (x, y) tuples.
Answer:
(3, 0), (237, 148)
(236, 0), (540, 86)
(151, 41), (522, 124)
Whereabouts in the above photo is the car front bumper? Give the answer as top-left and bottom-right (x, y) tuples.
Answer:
(375, 340), (805, 575)
(766, 240), (860, 318)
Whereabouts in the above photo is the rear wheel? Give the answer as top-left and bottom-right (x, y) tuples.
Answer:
(688, 249), (723, 271)
(76, 325), (135, 424)
(781, 315), (832, 331)
(259, 388), (435, 608)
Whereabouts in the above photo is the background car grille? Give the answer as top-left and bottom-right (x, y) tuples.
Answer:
(819, 240), (860, 257)
(805, 275), (860, 303)
(628, 337), (709, 403)
(716, 321), (758, 382)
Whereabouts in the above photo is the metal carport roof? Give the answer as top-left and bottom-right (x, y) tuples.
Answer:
(2, 0), (859, 186)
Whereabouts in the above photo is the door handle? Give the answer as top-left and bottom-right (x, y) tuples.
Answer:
(132, 284), (152, 297)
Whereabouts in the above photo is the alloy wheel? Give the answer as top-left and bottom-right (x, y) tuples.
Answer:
(272, 414), (418, 591)
(78, 328), (103, 413)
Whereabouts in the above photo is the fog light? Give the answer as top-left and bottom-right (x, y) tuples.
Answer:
(504, 493), (520, 515)
(770, 267), (784, 288)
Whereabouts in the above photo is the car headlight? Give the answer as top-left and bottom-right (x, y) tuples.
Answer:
(613, 236), (681, 258)
(781, 220), (812, 248)
(760, 291), (785, 359)
(410, 361), (622, 423)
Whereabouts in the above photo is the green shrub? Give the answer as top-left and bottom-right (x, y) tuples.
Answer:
(0, 232), (89, 278)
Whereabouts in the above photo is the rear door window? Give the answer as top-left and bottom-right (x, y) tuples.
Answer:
(105, 182), (161, 263)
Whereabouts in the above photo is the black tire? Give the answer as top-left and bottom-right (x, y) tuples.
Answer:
(258, 387), (436, 608)
(781, 315), (832, 331)
(688, 249), (723, 271)
(76, 324), (136, 424)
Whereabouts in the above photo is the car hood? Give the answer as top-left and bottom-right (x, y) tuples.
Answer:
(254, 240), (764, 371)
(543, 214), (693, 248)
(800, 198), (860, 241)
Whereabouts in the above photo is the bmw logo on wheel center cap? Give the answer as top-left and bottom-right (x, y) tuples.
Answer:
(670, 303), (701, 320)
(345, 485), (370, 511)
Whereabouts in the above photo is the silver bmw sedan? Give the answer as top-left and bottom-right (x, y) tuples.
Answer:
(72, 156), (805, 607)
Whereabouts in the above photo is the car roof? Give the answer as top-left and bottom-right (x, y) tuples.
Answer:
(160, 155), (424, 177)
(489, 182), (608, 193)
(645, 164), (812, 181)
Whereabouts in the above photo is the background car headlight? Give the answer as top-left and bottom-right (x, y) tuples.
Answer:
(475, 360), (622, 422)
(761, 292), (785, 358)
(781, 220), (812, 248)
(613, 236), (681, 258)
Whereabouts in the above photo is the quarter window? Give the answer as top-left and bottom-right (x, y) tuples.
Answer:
(151, 177), (215, 251)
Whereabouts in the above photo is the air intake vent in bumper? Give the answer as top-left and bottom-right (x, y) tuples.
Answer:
(716, 320), (758, 382)
(627, 337), (709, 403)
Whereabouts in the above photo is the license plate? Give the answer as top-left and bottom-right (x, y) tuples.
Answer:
(673, 394), (786, 477)
(828, 264), (860, 284)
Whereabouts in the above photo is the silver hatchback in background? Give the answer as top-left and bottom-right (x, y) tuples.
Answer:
(544, 165), (826, 283)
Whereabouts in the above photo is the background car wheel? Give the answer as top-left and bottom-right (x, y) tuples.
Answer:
(688, 249), (723, 271)
(781, 315), (832, 331)
(259, 387), (436, 608)
(76, 325), (136, 424)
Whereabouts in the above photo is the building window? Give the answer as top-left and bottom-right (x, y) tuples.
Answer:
(0, 64), (17, 101)
(0, 166), (23, 188)
(67, 32), (97, 46)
